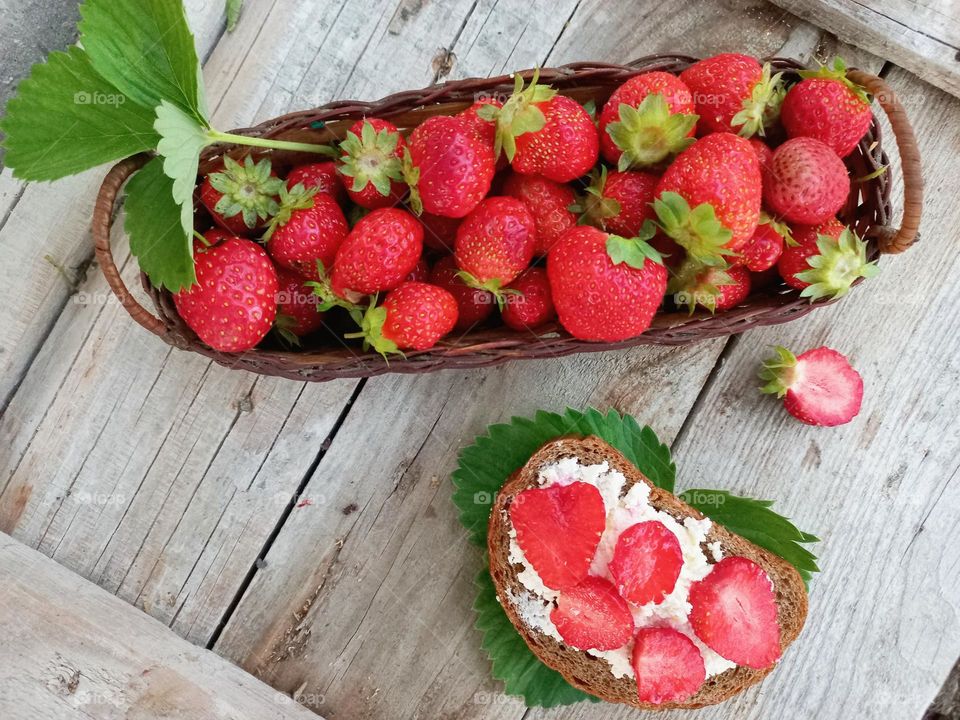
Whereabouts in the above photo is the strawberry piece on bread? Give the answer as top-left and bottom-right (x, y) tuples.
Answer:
(609, 521), (683, 605)
(632, 627), (707, 704)
(551, 576), (634, 651)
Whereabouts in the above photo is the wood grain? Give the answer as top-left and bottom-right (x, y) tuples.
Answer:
(0, 532), (320, 720)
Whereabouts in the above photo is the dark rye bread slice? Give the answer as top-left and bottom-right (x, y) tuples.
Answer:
(487, 435), (808, 710)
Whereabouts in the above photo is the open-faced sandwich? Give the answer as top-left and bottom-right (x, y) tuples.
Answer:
(488, 435), (809, 708)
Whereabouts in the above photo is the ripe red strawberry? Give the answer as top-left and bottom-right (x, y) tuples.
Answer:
(739, 218), (786, 272)
(573, 167), (658, 238)
(509, 481), (606, 590)
(632, 628), (706, 705)
(406, 257), (430, 283)
(688, 557), (781, 668)
(429, 256), (495, 330)
(418, 211), (462, 253)
(348, 281), (458, 354)
(460, 98), (502, 146)
(502, 267), (555, 331)
(403, 115), (495, 218)
(669, 260), (751, 314)
(286, 162), (345, 203)
(275, 267), (325, 341)
(598, 71), (698, 169)
(764, 137), (849, 225)
(608, 521), (683, 605)
(654, 133), (762, 261)
(550, 576), (634, 651)
(781, 58), (873, 158)
(338, 118), (407, 209)
(548, 225), (667, 342)
(173, 234), (278, 352)
(777, 219), (877, 299)
(502, 172), (577, 256)
(748, 138), (774, 171)
(331, 208), (424, 299)
(680, 54), (785, 137)
(760, 345), (864, 426)
(454, 196), (537, 296)
(265, 185), (349, 281)
(199, 156), (284, 236)
(512, 94), (598, 182)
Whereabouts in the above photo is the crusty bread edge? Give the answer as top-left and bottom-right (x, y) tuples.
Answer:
(487, 435), (809, 710)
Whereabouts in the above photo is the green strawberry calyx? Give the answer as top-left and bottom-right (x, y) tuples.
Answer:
(274, 313), (303, 348)
(758, 345), (799, 397)
(570, 167), (622, 229)
(795, 227), (879, 301)
(262, 182), (319, 242)
(605, 220), (663, 270)
(667, 258), (734, 315)
(478, 68), (557, 161)
(760, 210), (796, 247)
(339, 120), (404, 196)
(305, 261), (364, 313)
(456, 270), (519, 311)
(607, 94), (698, 169)
(653, 192), (734, 266)
(208, 155), (285, 230)
(344, 299), (402, 359)
(732, 63), (786, 138)
(798, 57), (871, 105)
(401, 147), (423, 215)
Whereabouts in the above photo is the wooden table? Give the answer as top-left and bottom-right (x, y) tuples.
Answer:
(1, 1), (958, 718)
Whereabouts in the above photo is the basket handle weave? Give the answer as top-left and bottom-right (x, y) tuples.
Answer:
(92, 153), (173, 342)
(847, 69), (923, 254)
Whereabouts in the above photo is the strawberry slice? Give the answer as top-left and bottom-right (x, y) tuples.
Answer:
(688, 556), (782, 668)
(510, 482), (605, 590)
(550, 576), (634, 651)
(632, 627), (706, 705)
(609, 521), (683, 605)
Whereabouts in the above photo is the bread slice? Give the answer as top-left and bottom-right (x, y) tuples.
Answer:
(488, 435), (808, 709)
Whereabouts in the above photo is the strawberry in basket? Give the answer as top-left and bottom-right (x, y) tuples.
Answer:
(199, 156), (285, 237)
(338, 119), (408, 209)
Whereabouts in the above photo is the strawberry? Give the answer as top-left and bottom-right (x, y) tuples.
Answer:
(777, 219), (877, 299)
(348, 281), (458, 354)
(598, 71), (698, 169)
(403, 115), (495, 218)
(338, 118), (407, 209)
(173, 233), (278, 352)
(286, 162), (345, 203)
(199, 156), (284, 236)
(550, 576), (634, 651)
(608, 521), (683, 605)
(760, 345), (864, 426)
(406, 257), (430, 283)
(418, 211), (461, 253)
(739, 216), (786, 272)
(781, 58), (873, 158)
(669, 259), (751, 314)
(275, 267), (325, 342)
(331, 208), (424, 299)
(501, 172), (577, 256)
(679, 54), (785, 137)
(264, 184), (349, 281)
(688, 556), (781, 668)
(632, 628), (706, 705)
(748, 138), (774, 171)
(509, 481), (606, 590)
(429, 256), (495, 330)
(763, 137), (849, 225)
(454, 196), (537, 297)
(654, 133), (762, 262)
(573, 167), (658, 238)
(548, 225), (667, 342)
(502, 267), (555, 331)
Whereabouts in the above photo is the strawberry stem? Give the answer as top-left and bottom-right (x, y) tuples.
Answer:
(208, 130), (339, 158)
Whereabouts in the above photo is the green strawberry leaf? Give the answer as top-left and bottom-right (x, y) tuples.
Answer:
(606, 223), (663, 269)
(155, 100), (214, 237)
(473, 569), (599, 707)
(226, 0), (244, 32)
(0, 46), (160, 181)
(453, 407), (819, 707)
(124, 156), (196, 292)
(79, 0), (208, 124)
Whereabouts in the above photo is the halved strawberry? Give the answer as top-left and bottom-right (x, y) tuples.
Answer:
(550, 576), (634, 651)
(608, 521), (683, 605)
(509, 481), (605, 590)
(759, 345), (864, 427)
(632, 627), (706, 705)
(688, 556), (781, 668)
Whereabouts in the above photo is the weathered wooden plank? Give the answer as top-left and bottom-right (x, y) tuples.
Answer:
(768, 0), (960, 98)
(0, 532), (320, 720)
(209, 4), (856, 719)
(0, 0), (229, 408)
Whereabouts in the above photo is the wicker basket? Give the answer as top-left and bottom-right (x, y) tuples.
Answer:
(93, 55), (923, 382)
